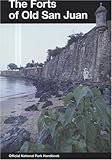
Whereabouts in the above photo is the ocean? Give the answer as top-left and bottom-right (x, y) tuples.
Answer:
(0, 76), (36, 101)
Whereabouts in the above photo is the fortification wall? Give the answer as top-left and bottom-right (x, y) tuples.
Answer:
(41, 21), (111, 83)
(1, 67), (42, 80)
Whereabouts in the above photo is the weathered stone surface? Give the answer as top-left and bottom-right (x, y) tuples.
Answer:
(56, 91), (63, 97)
(39, 92), (52, 102)
(1, 67), (42, 79)
(33, 78), (58, 93)
(25, 103), (39, 111)
(35, 91), (44, 98)
(4, 115), (28, 126)
(0, 127), (30, 153)
(41, 21), (110, 84)
(42, 101), (53, 109)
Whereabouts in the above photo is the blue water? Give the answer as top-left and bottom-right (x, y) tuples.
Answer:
(0, 76), (36, 101)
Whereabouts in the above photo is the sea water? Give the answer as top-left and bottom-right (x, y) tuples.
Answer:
(0, 76), (36, 101)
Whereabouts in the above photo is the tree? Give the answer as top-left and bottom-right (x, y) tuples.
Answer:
(47, 46), (64, 60)
(38, 63), (44, 67)
(67, 32), (83, 46)
(7, 63), (18, 70)
(25, 61), (44, 68)
(25, 63), (34, 68)
(18, 66), (24, 70)
(32, 60), (35, 64)
(33, 62), (39, 67)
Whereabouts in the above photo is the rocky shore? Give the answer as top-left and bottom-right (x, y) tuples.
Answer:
(0, 78), (64, 153)
(0, 77), (111, 153)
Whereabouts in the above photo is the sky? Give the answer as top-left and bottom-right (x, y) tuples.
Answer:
(0, 23), (95, 70)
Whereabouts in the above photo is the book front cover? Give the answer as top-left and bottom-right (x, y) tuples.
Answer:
(0, 0), (111, 159)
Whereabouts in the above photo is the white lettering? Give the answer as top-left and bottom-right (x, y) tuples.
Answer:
(42, 11), (61, 19)
(22, 11), (39, 20)
(30, 0), (56, 9)
(8, 0), (27, 8)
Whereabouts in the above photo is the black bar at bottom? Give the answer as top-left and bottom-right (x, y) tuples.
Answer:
(0, 153), (111, 159)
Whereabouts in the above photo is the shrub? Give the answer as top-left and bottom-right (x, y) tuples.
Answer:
(47, 47), (65, 59)
(20, 85), (110, 152)
(7, 63), (18, 70)
(66, 32), (83, 47)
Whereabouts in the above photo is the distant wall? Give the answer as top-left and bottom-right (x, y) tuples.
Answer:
(1, 67), (42, 80)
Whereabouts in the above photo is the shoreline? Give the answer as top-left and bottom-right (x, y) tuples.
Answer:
(0, 91), (37, 102)
(0, 93), (40, 142)
(0, 91), (64, 143)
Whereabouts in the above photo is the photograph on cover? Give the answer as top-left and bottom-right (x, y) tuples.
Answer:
(0, 2), (111, 159)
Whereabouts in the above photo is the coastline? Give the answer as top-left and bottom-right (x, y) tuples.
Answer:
(0, 93), (40, 142)
(0, 92), (64, 143)
(0, 75), (37, 102)
(0, 91), (37, 102)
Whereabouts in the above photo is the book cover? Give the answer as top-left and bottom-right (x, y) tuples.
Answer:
(0, 0), (111, 159)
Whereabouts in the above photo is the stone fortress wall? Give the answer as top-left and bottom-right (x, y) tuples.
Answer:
(1, 67), (42, 80)
(41, 3), (111, 83)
